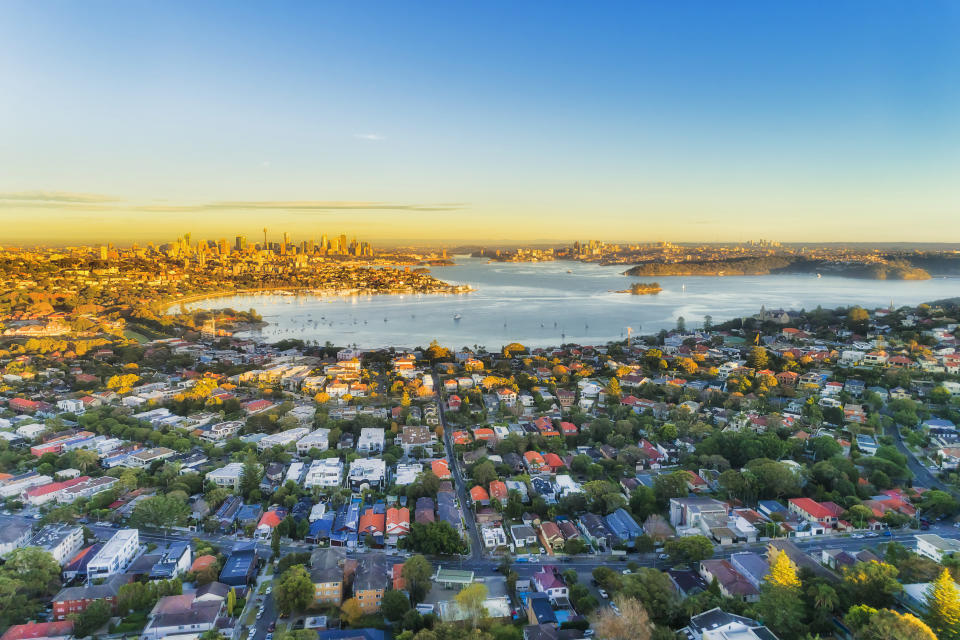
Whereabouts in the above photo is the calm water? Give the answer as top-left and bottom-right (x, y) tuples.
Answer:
(184, 257), (960, 349)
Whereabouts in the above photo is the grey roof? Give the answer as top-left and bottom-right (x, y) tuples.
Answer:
(353, 553), (387, 592)
(31, 523), (81, 550)
(310, 547), (346, 583)
(195, 581), (230, 600)
(0, 519), (31, 544)
(54, 574), (128, 602)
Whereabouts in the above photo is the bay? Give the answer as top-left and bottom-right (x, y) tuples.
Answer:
(183, 257), (960, 349)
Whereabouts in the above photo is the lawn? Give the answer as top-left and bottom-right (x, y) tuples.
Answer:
(123, 329), (150, 343)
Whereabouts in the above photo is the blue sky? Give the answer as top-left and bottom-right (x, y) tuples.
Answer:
(1, 1), (958, 245)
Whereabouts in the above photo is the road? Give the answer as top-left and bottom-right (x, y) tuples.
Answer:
(893, 425), (958, 498)
(432, 369), (485, 561)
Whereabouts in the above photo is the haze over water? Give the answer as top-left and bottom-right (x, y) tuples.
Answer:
(185, 257), (960, 349)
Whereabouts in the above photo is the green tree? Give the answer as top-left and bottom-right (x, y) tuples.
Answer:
(70, 599), (112, 637)
(653, 470), (689, 506)
(274, 565), (314, 616)
(2, 547), (61, 598)
(470, 461), (497, 487)
(844, 561), (903, 609)
(921, 490), (959, 520)
(239, 454), (262, 498)
(402, 555), (433, 605)
(663, 535), (713, 565)
(400, 522), (467, 555)
(383, 589), (412, 621)
(129, 494), (190, 529)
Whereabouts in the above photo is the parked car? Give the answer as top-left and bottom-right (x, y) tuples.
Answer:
(598, 589), (609, 599)
(610, 603), (621, 616)
(621, 569), (632, 575)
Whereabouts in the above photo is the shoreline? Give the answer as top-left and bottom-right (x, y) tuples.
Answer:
(165, 284), (475, 310)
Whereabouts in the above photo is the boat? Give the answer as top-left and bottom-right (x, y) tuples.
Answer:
(453, 313), (462, 321)
(817, 273), (822, 278)
(566, 269), (573, 274)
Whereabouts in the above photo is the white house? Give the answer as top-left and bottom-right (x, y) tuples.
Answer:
(87, 529), (140, 578)
(296, 428), (330, 454)
(206, 462), (246, 491)
(303, 458), (343, 488)
(916, 534), (960, 562)
(357, 428), (385, 454)
(31, 524), (84, 566)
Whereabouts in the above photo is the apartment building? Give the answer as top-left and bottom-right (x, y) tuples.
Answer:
(87, 529), (140, 578)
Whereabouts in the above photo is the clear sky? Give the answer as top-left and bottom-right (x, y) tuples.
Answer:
(1, 1), (958, 246)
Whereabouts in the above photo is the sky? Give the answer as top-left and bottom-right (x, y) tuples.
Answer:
(1, 1), (959, 246)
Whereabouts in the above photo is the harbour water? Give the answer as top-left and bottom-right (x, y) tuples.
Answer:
(183, 257), (960, 349)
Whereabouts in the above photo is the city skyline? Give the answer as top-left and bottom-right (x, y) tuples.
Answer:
(2, 2), (959, 245)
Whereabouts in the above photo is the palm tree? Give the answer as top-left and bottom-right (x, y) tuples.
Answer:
(807, 583), (839, 612)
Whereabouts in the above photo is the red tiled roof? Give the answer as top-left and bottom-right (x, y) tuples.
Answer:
(431, 459), (451, 478)
(789, 497), (833, 519)
(257, 510), (283, 529)
(359, 508), (386, 535)
(470, 486), (490, 502)
(1, 621), (74, 640)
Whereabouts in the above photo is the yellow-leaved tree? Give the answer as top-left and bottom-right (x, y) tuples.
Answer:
(926, 568), (960, 639)
(768, 548), (801, 589)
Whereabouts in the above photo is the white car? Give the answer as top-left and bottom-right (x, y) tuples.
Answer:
(621, 569), (632, 575)
(598, 589), (609, 599)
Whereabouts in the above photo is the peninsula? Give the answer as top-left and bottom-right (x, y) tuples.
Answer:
(624, 256), (931, 280)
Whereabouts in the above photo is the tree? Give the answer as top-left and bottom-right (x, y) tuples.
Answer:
(592, 567), (623, 593)
(663, 535), (713, 565)
(653, 470), (689, 506)
(1, 547), (61, 598)
(756, 547), (805, 638)
(239, 454), (262, 499)
(340, 598), (364, 626)
(606, 378), (622, 400)
(454, 583), (488, 628)
(748, 346), (769, 369)
(274, 565), (314, 617)
(129, 494), (190, 529)
(619, 568), (681, 626)
(590, 595), (653, 640)
(403, 555), (433, 605)
(844, 561), (903, 609)
(383, 589), (412, 621)
(921, 490), (959, 520)
(925, 568), (960, 640)
(400, 522), (467, 555)
(70, 598), (112, 637)
(227, 587), (237, 617)
(768, 548), (801, 589)
(564, 538), (588, 555)
(846, 605), (936, 640)
(847, 307), (870, 331)
(471, 461), (497, 487)
(629, 486), (658, 521)
(271, 527), (281, 558)
(807, 582), (840, 612)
